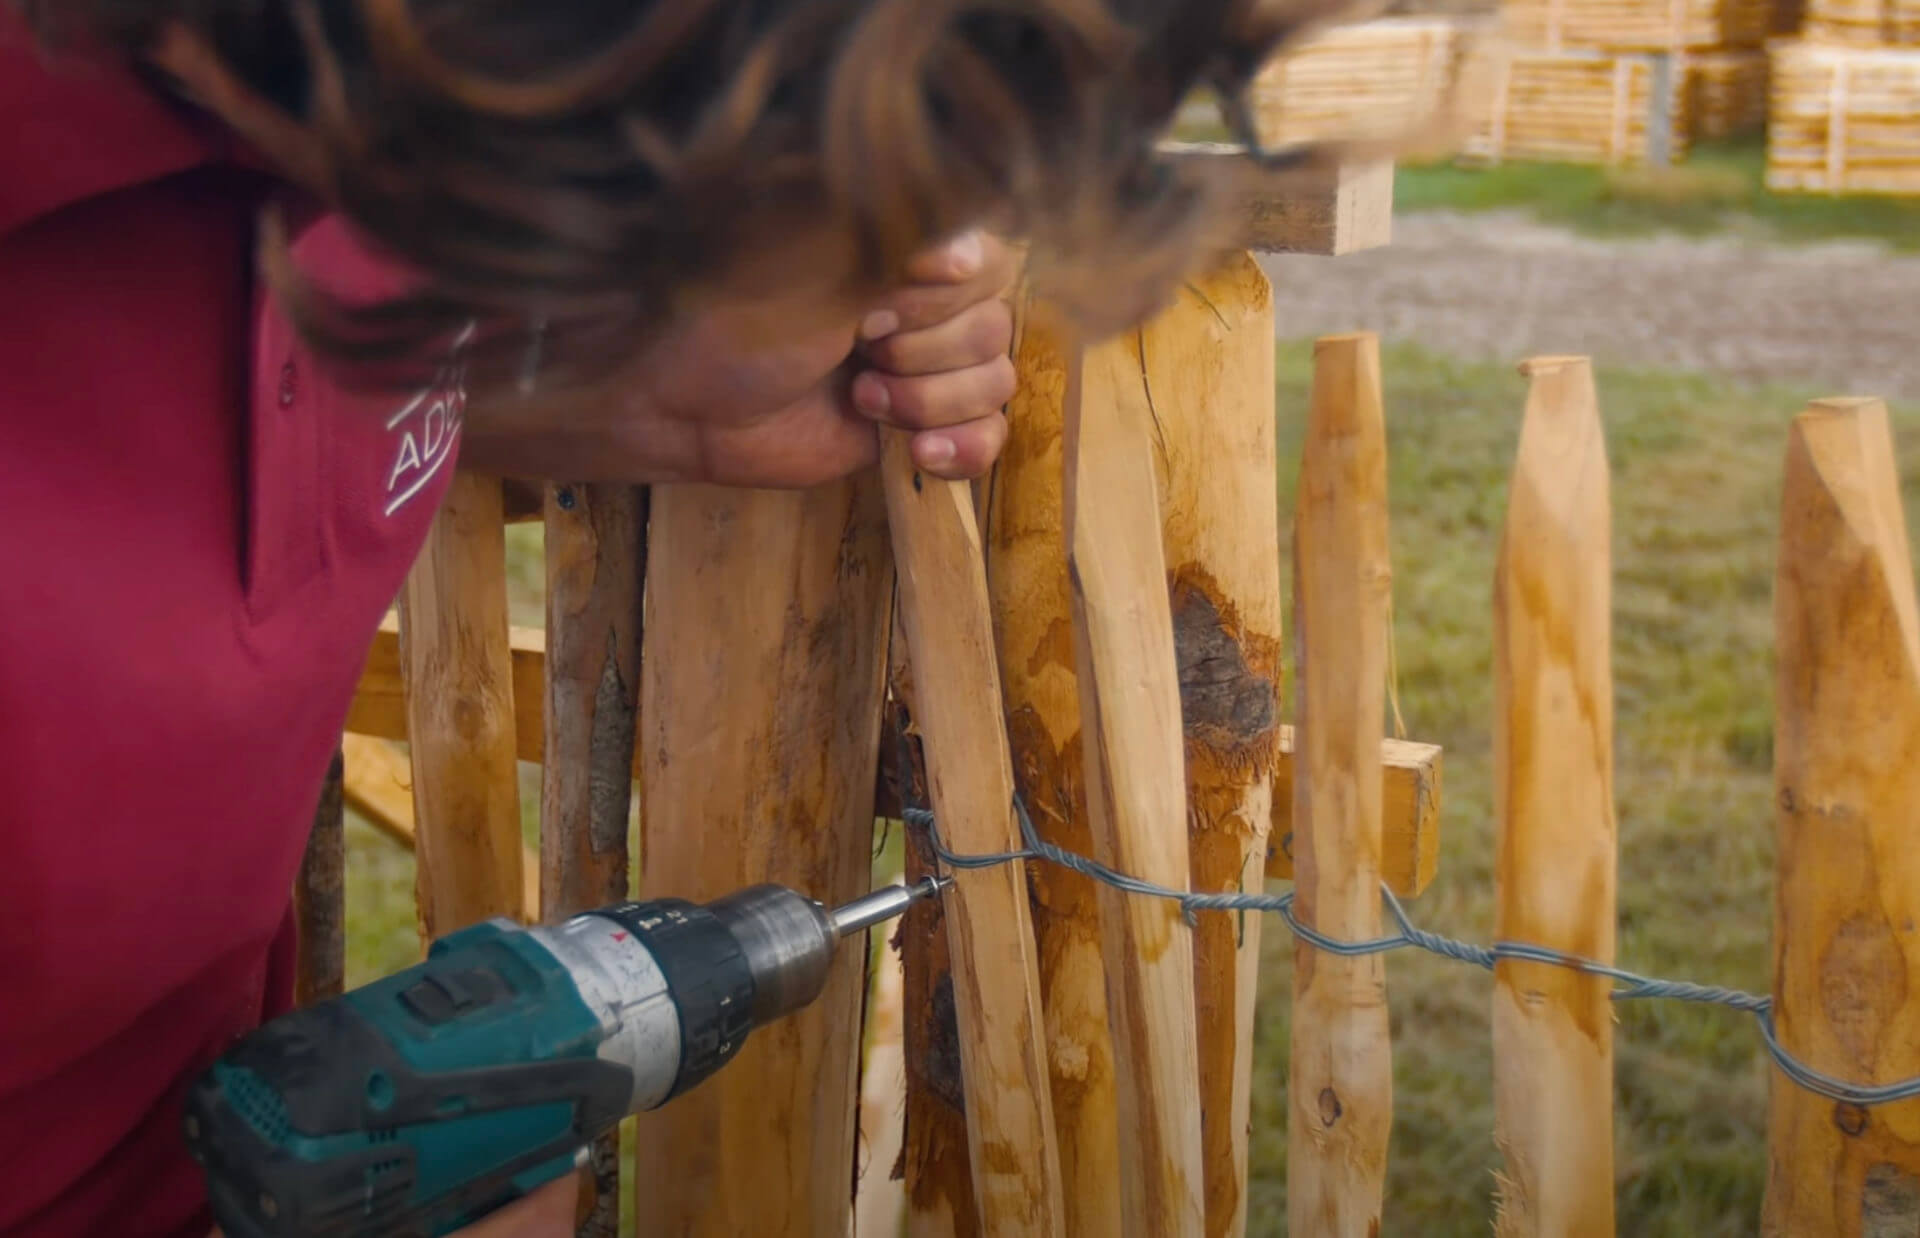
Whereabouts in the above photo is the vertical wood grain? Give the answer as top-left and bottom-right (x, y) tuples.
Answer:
(881, 426), (1067, 1238)
(1762, 398), (1920, 1238)
(541, 481), (646, 1237)
(1066, 322), (1207, 1238)
(1490, 356), (1618, 1238)
(632, 479), (892, 1238)
(982, 301), (1123, 1238)
(1139, 255), (1284, 1238)
(885, 608), (979, 1238)
(1287, 333), (1395, 1238)
(399, 470), (526, 937)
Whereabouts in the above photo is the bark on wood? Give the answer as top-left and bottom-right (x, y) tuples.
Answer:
(294, 747), (346, 1007)
(1490, 356), (1618, 1238)
(1267, 730), (1442, 897)
(1066, 324), (1206, 1238)
(1761, 397), (1920, 1238)
(631, 479), (891, 1238)
(398, 471), (527, 936)
(1138, 254), (1284, 1238)
(541, 482), (646, 1238)
(540, 483), (644, 918)
(981, 301), (1123, 1238)
(880, 426), (1067, 1238)
(884, 613), (979, 1238)
(1287, 333), (1395, 1238)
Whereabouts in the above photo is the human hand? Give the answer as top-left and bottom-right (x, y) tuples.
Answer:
(463, 231), (1020, 489)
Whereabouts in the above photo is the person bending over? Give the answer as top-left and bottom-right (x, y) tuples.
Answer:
(0, 2), (1341, 1234)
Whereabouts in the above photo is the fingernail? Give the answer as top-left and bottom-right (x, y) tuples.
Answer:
(947, 231), (984, 278)
(853, 372), (891, 416)
(860, 311), (899, 341)
(917, 434), (956, 468)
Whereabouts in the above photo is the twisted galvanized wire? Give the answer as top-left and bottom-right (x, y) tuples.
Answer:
(897, 799), (1920, 1110)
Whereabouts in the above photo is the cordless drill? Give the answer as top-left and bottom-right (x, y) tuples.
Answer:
(182, 877), (945, 1238)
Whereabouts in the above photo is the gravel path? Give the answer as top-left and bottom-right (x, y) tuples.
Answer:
(1259, 209), (1920, 402)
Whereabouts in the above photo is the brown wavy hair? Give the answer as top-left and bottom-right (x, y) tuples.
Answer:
(18, 0), (1375, 394)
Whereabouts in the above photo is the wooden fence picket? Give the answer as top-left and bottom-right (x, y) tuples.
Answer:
(1288, 332), (1396, 1238)
(629, 480), (893, 1238)
(1490, 356), (1619, 1238)
(540, 481), (646, 1237)
(1762, 398), (1920, 1237)
(399, 470), (527, 937)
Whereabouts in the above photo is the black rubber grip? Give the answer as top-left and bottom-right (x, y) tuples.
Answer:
(595, 901), (756, 1100)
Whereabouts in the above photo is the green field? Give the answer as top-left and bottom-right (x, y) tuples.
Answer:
(343, 340), (1919, 1233)
(1394, 139), (1920, 249)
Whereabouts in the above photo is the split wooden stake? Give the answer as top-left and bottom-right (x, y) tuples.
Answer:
(1490, 356), (1617, 1238)
(1067, 323), (1207, 1238)
(885, 614), (981, 1238)
(398, 471), (526, 937)
(631, 480), (892, 1238)
(880, 426), (1068, 1238)
(983, 302), (1124, 1238)
(294, 747), (346, 1007)
(1762, 398), (1920, 1237)
(1133, 254), (1284, 1238)
(541, 482), (645, 1238)
(1287, 333), (1395, 1238)
(540, 483), (643, 920)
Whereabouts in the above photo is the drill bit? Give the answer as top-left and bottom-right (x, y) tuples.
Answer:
(828, 875), (952, 936)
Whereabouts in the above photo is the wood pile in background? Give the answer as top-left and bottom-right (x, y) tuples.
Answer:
(1249, 15), (1769, 169)
(1801, 0), (1920, 44)
(1250, 17), (1481, 145)
(1766, 40), (1920, 191)
(1688, 48), (1773, 136)
(1500, 0), (1773, 50)
(1461, 49), (1693, 164)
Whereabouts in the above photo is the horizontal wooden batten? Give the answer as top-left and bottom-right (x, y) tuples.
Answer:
(351, 609), (1443, 895)
(1267, 729), (1442, 897)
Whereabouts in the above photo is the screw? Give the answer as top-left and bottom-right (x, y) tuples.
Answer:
(556, 487), (577, 511)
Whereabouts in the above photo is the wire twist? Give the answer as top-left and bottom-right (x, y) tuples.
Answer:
(897, 799), (1920, 1111)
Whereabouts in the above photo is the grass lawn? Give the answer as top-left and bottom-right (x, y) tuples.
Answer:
(341, 339), (1919, 1233)
(1250, 340), (1920, 1235)
(1394, 138), (1920, 250)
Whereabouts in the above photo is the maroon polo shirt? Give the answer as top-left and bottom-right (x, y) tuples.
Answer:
(0, 21), (464, 1236)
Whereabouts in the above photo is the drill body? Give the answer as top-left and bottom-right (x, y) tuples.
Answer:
(182, 881), (925, 1238)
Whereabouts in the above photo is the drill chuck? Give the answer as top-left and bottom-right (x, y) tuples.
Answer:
(183, 878), (942, 1238)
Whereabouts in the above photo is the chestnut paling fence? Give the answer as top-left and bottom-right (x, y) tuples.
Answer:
(302, 197), (1919, 1238)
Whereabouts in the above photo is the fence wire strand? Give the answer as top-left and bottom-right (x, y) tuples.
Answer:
(897, 799), (1920, 1111)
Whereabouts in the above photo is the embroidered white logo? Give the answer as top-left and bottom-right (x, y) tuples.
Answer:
(382, 324), (473, 517)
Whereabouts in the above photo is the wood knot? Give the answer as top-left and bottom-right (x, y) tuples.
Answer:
(1317, 1087), (1343, 1127)
(1834, 1102), (1870, 1137)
